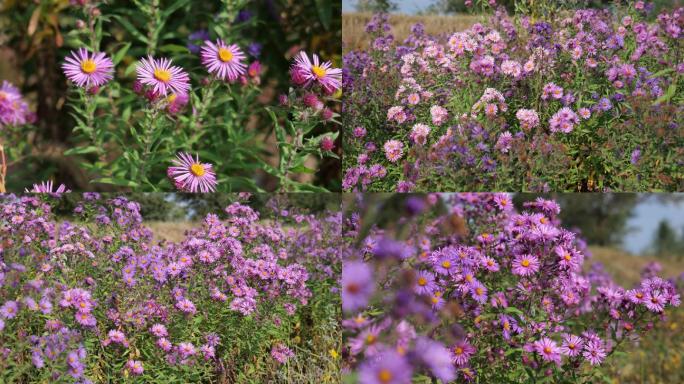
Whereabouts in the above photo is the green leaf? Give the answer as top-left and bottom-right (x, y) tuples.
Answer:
(653, 82), (677, 105)
(289, 164), (316, 174)
(314, 0), (332, 30)
(111, 42), (131, 65)
(162, 0), (192, 18)
(112, 15), (148, 44)
(91, 177), (139, 187)
(63, 146), (101, 156)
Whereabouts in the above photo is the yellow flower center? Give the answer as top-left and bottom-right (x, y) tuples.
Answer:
(312, 65), (326, 79)
(455, 347), (464, 355)
(568, 343), (575, 349)
(441, 261), (451, 268)
(378, 369), (393, 383)
(81, 59), (97, 74)
(167, 93), (178, 103)
(476, 287), (483, 295)
(564, 254), (572, 261)
(366, 334), (376, 344)
(543, 347), (552, 354)
(190, 163), (206, 177)
(418, 277), (427, 286)
(465, 274), (473, 282)
(218, 47), (234, 62)
(154, 68), (171, 83)
(521, 259), (530, 267)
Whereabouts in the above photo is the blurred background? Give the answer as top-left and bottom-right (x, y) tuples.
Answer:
(0, 0), (341, 191)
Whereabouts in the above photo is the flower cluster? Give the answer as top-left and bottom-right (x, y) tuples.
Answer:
(0, 81), (33, 128)
(0, 193), (340, 381)
(343, 6), (684, 192)
(342, 194), (680, 383)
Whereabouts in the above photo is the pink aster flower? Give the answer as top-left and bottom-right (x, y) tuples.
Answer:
(136, 56), (190, 96)
(62, 48), (114, 88)
(430, 105), (448, 126)
(167, 152), (218, 193)
(126, 360), (144, 375)
(582, 340), (606, 365)
(451, 340), (476, 366)
(511, 254), (540, 276)
(410, 123), (431, 146)
(534, 337), (561, 363)
(560, 334), (584, 357)
(200, 39), (247, 81)
(383, 140), (404, 163)
(291, 51), (342, 93)
(24, 181), (71, 196)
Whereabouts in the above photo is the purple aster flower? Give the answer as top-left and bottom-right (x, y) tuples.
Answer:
(62, 48), (114, 88)
(358, 349), (412, 384)
(178, 342), (196, 358)
(644, 291), (666, 312)
(167, 152), (218, 193)
(24, 181), (71, 196)
(291, 51), (342, 93)
(270, 343), (295, 364)
(414, 270), (437, 295)
(470, 281), (488, 303)
(200, 39), (247, 81)
(342, 261), (375, 313)
(0, 301), (18, 319)
(560, 334), (584, 357)
(582, 340), (606, 365)
(150, 323), (168, 338)
(414, 337), (456, 382)
(534, 337), (561, 363)
(511, 254), (540, 276)
(126, 359), (144, 375)
(451, 339), (476, 366)
(136, 56), (190, 96)
(630, 148), (641, 165)
(187, 29), (209, 54)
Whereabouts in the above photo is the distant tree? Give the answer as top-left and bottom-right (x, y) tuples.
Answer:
(355, 0), (397, 13)
(651, 220), (679, 258)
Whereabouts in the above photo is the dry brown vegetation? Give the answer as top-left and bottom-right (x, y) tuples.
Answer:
(343, 12), (481, 52)
(588, 246), (684, 286)
(146, 221), (196, 243)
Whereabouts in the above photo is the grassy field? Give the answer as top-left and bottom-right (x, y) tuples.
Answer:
(343, 12), (480, 52)
(588, 247), (684, 384)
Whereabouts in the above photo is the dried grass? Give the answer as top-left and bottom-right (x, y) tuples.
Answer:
(343, 12), (481, 52)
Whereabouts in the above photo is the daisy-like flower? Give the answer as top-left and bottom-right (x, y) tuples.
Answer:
(383, 140), (404, 163)
(291, 51), (342, 93)
(414, 270), (437, 295)
(644, 291), (666, 312)
(342, 261), (375, 313)
(534, 337), (561, 363)
(200, 39), (247, 81)
(0, 300), (19, 319)
(582, 340), (606, 365)
(24, 181), (71, 196)
(137, 56), (190, 96)
(126, 360), (144, 375)
(62, 48), (114, 88)
(511, 254), (540, 276)
(167, 152), (218, 193)
(470, 281), (488, 303)
(358, 349), (412, 384)
(451, 339), (476, 366)
(560, 334), (584, 357)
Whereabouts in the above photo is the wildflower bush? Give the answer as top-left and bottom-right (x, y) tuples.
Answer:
(0, 193), (342, 383)
(0, 0), (341, 192)
(342, 3), (684, 192)
(341, 193), (681, 383)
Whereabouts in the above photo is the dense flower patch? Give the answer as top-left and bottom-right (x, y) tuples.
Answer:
(343, 5), (683, 192)
(0, 193), (341, 382)
(342, 194), (681, 383)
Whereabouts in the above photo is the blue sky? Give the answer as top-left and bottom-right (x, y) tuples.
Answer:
(343, 0), (433, 14)
(624, 198), (684, 254)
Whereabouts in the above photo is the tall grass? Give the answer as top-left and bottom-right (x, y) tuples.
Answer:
(343, 12), (480, 52)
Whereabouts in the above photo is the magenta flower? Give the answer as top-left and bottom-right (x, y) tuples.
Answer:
(582, 340), (606, 365)
(511, 254), (540, 276)
(0, 81), (31, 126)
(342, 261), (375, 313)
(291, 51), (342, 93)
(136, 56), (190, 96)
(167, 152), (218, 193)
(414, 270), (437, 295)
(24, 181), (71, 196)
(560, 334), (584, 357)
(126, 360), (144, 375)
(200, 39), (247, 81)
(534, 337), (561, 363)
(0, 300), (18, 319)
(62, 48), (114, 88)
(451, 339), (476, 366)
